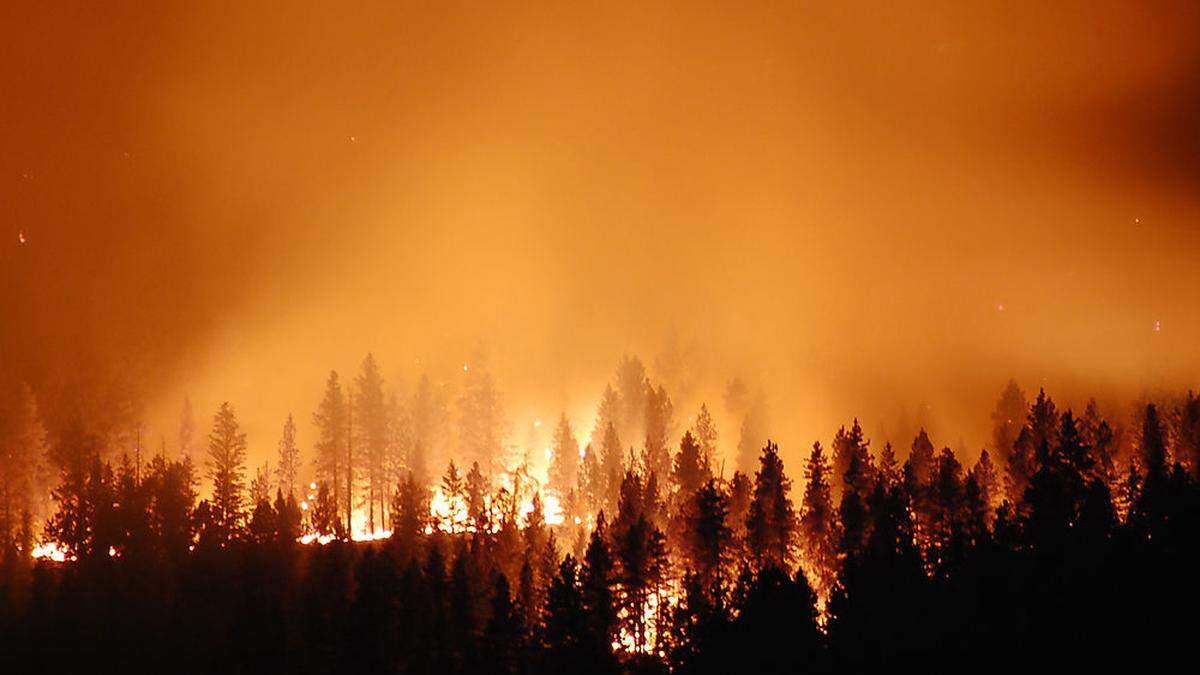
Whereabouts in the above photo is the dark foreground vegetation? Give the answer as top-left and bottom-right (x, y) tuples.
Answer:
(2, 377), (1200, 673)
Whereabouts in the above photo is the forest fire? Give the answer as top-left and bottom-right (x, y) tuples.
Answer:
(5, 1), (1200, 672)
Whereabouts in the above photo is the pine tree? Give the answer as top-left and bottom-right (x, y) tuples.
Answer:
(548, 413), (580, 499)
(1081, 398), (1116, 485)
(681, 478), (733, 597)
(275, 413), (301, 497)
(410, 374), (448, 484)
(580, 512), (618, 658)
(591, 383), (620, 452)
(799, 441), (838, 599)
(1140, 402), (1168, 475)
(480, 574), (523, 674)
(615, 355), (649, 444)
(355, 353), (390, 532)
(832, 418), (872, 498)
(578, 442), (601, 514)
(877, 441), (899, 488)
(313, 371), (348, 527)
(641, 384), (674, 482)
(542, 556), (587, 666)
(727, 471), (752, 561)
(441, 460), (464, 533)
(249, 460), (271, 506)
(311, 481), (338, 537)
(1028, 388), (1059, 463)
(1005, 425), (1036, 506)
(0, 384), (47, 551)
(970, 448), (999, 514)
(928, 447), (964, 551)
(613, 512), (668, 654)
(390, 472), (429, 560)
(672, 431), (709, 510)
(458, 351), (505, 474)
(745, 441), (796, 570)
(598, 422), (623, 515)
(207, 401), (247, 544)
(274, 488), (302, 543)
(144, 453), (197, 559)
(464, 461), (489, 532)
(904, 427), (936, 541)
(990, 379), (1026, 465)
(691, 403), (719, 475)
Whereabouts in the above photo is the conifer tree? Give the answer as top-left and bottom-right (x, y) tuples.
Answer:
(355, 353), (390, 531)
(672, 430), (710, 510)
(598, 422), (623, 515)
(391, 471), (429, 560)
(144, 453), (197, 558)
(464, 461), (489, 532)
(548, 413), (580, 499)
(207, 401), (247, 544)
(745, 441), (795, 570)
(580, 512), (618, 655)
(799, 441), (838, 599)
(642, 384), (675, 482)
(832, 419), (872, 498)
(691, 403), (719, 475)
(458, 351), (505, 474)
(681, 478), (733, 597)
(990, 379), (1026, 465)
(0, 384), (47, 550)
(275, 413), (300, 497)
(441, 460), (464, 533)
(615, 355), (649, 443)
(313, 371), (348, 525)
(410, 374), (448, 484)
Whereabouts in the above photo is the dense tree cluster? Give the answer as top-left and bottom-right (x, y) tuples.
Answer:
(2, 368), (1200, 671)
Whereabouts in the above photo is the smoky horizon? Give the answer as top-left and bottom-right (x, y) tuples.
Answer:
(4, 1), (1200, 476)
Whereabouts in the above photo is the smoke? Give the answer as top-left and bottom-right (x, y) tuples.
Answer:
(3, 1), (1199, 471)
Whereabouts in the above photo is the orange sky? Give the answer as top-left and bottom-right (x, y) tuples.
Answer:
(3, 1), (1199, 471)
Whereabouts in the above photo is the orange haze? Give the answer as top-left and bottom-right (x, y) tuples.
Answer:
(3, 1), (1200, 474)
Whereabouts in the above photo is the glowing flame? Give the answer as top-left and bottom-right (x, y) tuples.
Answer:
(31, 542), (72, 562)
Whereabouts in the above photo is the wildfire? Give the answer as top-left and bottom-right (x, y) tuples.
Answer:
(31, 542), (72, 562)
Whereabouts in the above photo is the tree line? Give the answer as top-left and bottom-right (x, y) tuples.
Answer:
(1, 366), (1199, 672)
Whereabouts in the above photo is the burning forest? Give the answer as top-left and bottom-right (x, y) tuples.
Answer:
(2, 363), (1200, 672)
(4, 1), (1200, 672)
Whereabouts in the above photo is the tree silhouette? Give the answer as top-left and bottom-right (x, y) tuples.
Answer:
(641, 385), (674, 483)
(548, 414), (580, 499)
(680, 479), (733, 600)
(745, 441), (795, 570)
(799, 441), (839, 600)
(274, 413), (301, 497)
(206, 402), (247, 545)
(990, 379), (1026, 465)
(355, 353), (390, 531)
(691, 403), (718, 476)
(672, 431), (709, 511)
(313, 371), (348, 529)
(0, 384), (47, 552)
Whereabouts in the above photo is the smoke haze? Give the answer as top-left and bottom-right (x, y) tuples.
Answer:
(4, 1), (1200, 471)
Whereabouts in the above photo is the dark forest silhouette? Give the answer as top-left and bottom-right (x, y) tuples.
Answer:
(2, 363), (1200, 673)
